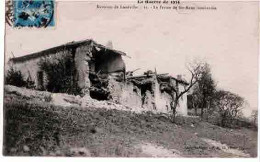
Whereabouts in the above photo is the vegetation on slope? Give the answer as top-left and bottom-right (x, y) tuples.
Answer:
(3, 92), (257, 157)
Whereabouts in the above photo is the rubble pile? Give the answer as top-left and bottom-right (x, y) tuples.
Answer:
(4, 85), (150, 114)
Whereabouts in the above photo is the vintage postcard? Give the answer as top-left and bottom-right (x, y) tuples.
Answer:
(3, 0), (259, 158)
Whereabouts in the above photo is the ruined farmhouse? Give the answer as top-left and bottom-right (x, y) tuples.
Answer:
(8, 39), (189, 115)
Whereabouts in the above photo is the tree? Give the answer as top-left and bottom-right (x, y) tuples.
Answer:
(190, 62), (216, 118)
(213, 90), (245, 127)
(169, 61), (204, 122)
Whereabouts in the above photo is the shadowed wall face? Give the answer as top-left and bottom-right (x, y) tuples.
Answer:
(94, 50), (126, 74)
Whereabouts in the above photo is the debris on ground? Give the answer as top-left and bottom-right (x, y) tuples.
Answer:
(5, 85), (161, 114)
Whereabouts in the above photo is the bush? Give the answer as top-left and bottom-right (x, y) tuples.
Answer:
(5, 67), (27, 87)
(5, 67), (36, 89)
(44, 94), (52, 102)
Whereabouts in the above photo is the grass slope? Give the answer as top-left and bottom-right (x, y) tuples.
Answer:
(3, 93), (258, 157)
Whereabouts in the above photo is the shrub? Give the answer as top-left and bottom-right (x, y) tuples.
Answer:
(44, 94), (52, 102)
(5, 67), (27, 87)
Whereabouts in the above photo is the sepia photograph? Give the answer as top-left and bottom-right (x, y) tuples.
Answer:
(2, 0), (259, 158)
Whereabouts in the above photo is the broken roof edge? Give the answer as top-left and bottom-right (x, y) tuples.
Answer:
(127, 73), (189, 85)
(9, 39), (129, 63)
(91, 40), (130, 58)
(157, 75), (189, 85)
(170, 77), (189, 85)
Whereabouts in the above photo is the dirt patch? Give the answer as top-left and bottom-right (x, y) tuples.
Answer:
(136, 143), (181, 157)
(202, 138), (250, 157)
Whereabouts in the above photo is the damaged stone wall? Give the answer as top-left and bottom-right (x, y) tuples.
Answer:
(106, 75), (169, 112)
(9, 40), (127, 98)
(8, 39), (188, 116)
(107, 76), (143, 109)
(110, 75), (188, 115)
(142, 90), (156, 111)
(87, 48), (126, 100)
(157, 78), (188, 116)
(74, 43), (93, 94)
(107, 75), (172, 113)
(141, 76), (157, 111)
(175, 85), (188, 115)
(126, 76), (157, 111)
(154, 78), (172, 113)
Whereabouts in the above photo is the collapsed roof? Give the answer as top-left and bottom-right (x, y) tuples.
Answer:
(127, 72), (189, 86)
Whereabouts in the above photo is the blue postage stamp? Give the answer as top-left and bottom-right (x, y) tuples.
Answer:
(13, 0), (55, 28)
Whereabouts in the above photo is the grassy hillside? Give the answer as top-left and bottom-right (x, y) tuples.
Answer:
(3, 90), (258, 157)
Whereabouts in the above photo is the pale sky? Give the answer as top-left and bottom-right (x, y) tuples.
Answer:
(5, 1), (258, 116)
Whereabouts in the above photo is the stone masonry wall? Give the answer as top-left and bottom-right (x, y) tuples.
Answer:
(108, 76), (187, 115)
(108, 76), (188, 115)
(74, 44), (93, 95)
(107, 76), (143, 109)
(10, 49), (72, 89)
